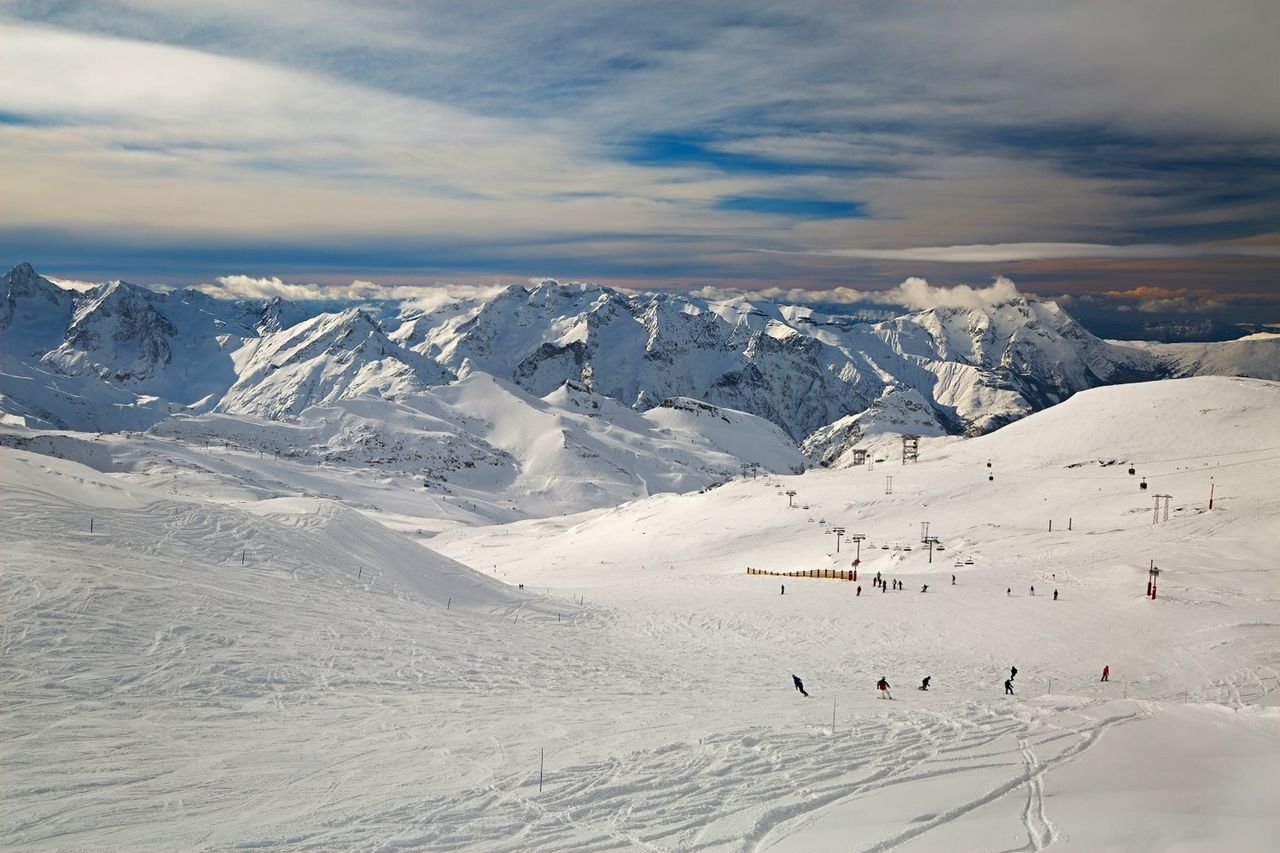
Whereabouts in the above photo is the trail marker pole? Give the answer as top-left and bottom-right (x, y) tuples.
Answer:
(90, 517), (94, 533)
(241, 549), (246, 565)
(447, 598), (451, 610)
(1048, 678), (1052, 694)
(832, 697), (837, 735)
(539, 748), (544, 792)
(1209, 480), (1215, 510)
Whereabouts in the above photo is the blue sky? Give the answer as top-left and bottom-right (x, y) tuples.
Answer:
(1, 1), (1278, 321)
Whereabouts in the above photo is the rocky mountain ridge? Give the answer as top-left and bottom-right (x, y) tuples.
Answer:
(3, 264), (1276, 466)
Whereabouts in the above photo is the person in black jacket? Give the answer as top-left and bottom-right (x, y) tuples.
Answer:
(792, 674), (808, 697)
(1004, 678), (1015, 695)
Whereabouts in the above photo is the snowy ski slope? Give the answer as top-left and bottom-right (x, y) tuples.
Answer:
(3, 376), (1279, 851)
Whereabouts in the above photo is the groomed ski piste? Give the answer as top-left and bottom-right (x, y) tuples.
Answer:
(3, 376), (1279, 851)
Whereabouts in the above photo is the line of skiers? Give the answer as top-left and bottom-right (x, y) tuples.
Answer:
(792, 664), (1113, 700)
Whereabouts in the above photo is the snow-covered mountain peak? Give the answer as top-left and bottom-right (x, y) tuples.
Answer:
(218, 306), (453, 420)
(2, 262), (75, 333)
(48, 279), (179, 383)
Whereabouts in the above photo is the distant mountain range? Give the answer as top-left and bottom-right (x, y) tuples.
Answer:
(3, 262), (1277, 472)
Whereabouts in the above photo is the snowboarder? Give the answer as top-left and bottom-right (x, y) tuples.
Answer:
(877, 677), (892, 699)
(1053, 589), (1058, 601)
(1010, 665), (1018, 680)
(856, 585), (862, 596)
(1101, 665), (1109, 682)
(1004, 678), (1015, 695)
(793, 674), (808, 697)
(921, 584), (928, 593)
(919, 676), (931, 691)
(781, 584), (785, 595)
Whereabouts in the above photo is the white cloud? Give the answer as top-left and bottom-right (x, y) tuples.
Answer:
(203, 274), (507, 307)
(691, 276), (1026, 311)
(45, 276), (101, 293)
(884, 276), (1022, 310)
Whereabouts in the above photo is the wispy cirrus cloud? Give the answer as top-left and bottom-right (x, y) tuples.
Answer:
(2, 0), (1278, 304)
(776, 242), (1280, 263)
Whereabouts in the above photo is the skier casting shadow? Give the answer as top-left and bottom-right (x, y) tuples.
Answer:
(919, 676), (931, 691)
(793, 674), (809, 697)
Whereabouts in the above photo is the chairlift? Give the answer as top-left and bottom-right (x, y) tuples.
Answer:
(954, 560), (964, 567)
(964, 559), (974, 565)
(936, 545), (945, 551)
(881, 544), (890, 550)
(904, 545), (913, 551)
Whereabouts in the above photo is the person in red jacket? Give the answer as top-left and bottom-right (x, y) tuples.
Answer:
(877, 677), (892, 699)
(1101, 665), (1110, 682)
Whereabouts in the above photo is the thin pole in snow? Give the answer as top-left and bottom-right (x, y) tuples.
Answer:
(1069, 517), (1073, 531)
(539, 748), (544, 792)
(1123, 682), (1128, 699)
(1048, 678), (1052, 694)
(90, 517), (94, 533)
(1049, 519), (1052, 532)
(832, 697), (836, 735)
(358, 566), (363, 579)
(241, 549), (246, 565)
(447, 598), (451, 610)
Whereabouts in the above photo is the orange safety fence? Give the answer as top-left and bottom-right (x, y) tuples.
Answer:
(746, 567), (855, 580)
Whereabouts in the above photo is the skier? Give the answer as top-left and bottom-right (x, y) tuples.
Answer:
(1007, 587), (1011, 596)
(1010, 665), (1018, 680)
(781, 584), (785, 595)
(882, 582), (886, 593)
(793, 674), (809, 697)
(952, 574), (956, 585)
(1101, 665), (1110, 682)
(1053, 589), (1059, 601)
(921, 584), (928, 593)
(1030, 585), (1036, 596)
(919, 676), (931, 691)
(877, 677), (892, 699)
(856, 585), (862, 596)
(1004, 678), (1015, 695)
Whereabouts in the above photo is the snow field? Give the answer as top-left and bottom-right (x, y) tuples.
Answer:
(3, 376), (1279, 850)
